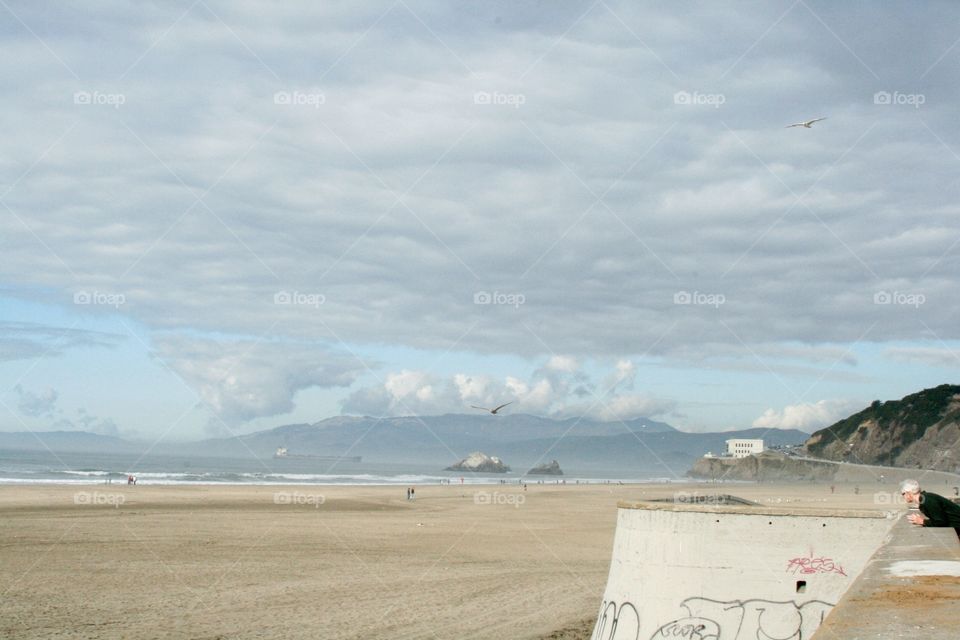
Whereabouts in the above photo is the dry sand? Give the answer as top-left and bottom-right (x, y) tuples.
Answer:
(0, 480), (914, 639)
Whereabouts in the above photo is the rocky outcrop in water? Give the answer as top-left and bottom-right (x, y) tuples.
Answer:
(527, 460), (563, 475)
(445, 451), (510, 473)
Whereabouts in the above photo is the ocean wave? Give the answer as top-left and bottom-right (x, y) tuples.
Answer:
(0, 474), (657, 486)
(0, 466), (671, 486)
(61, 470), (115, 477)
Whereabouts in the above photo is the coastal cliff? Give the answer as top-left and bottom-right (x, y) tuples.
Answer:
(805, 384), (960, 472)
(689, 451), (838, 481)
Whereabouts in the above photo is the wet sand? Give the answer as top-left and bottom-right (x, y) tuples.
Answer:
(0, 481), (911, 639)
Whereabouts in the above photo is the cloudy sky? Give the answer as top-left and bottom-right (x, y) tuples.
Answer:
(1, 1), (959, 441)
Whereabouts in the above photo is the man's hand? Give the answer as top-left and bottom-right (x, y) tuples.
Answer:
(907, 513), (926, 526)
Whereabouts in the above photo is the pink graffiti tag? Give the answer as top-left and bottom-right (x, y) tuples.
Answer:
(786, 554), (847, 577)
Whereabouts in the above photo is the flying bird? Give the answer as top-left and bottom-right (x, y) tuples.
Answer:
(470, 402), (513, 415)
(785, 117), (827, 129)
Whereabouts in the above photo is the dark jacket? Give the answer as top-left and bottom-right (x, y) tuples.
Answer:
(919, 491), (960, 536)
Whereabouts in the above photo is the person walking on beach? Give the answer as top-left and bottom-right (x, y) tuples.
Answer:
(901, 479), (960, 538)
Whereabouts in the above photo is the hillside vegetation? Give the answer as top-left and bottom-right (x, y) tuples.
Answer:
(805, 384), (960, 471)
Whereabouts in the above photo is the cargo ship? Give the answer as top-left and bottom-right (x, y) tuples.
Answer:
(273, 447), (362, 463)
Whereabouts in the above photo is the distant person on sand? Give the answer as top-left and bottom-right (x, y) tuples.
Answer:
(901, 479), (960, 538)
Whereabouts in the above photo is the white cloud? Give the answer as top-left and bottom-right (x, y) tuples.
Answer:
(603, 359), (636, 393)
(385, 370), (431, 401)
(3, 2), (958, 366)
(752, 400), (863, 432)
(885, 347), (960, 368)
(13, 384), (59, 417)
(545, 356), (578, 373)
(342, 358), (674, 421)
(70, 408), (121, 437)
(0, 322), (121, 363)
(11, 384), (122, 437)
(153, 335), (366, 423)
(522, 379), (555, 413)
(454, 373), (489, 401)
(1, 2), (959, 437)
(593, 394), (677, 423)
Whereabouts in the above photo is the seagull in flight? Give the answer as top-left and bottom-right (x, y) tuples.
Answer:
(786, 117), (827, 129)
(470, 401), (513, 415)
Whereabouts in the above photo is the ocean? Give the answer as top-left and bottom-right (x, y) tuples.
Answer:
(0, 449), (674, 486)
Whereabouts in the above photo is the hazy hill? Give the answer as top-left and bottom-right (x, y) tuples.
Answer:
(191, 414), (807, 473)
(195, 413), (676, 460)
(1, 414), (809, 476)
(805, 384), (960, 472)
(0, 430), (135, 453)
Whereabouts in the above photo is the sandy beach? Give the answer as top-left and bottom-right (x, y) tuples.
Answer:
(0, 481), (915, 639)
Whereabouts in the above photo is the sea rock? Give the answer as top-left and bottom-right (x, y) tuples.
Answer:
(445, 451), (510, 473)
(527, 460), (563, 476)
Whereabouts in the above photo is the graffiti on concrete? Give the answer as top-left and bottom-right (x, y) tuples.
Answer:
(649, 617), (717, 639)
(786, 553), (847, 576)
(591, 600), (639, 640)
(649, 597), (833, 640)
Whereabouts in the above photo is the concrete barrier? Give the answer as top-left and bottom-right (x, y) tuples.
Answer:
(812, 517), (960, 638)
(590, 501), (896, 640)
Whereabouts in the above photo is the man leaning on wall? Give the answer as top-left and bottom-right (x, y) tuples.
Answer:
(901, 478), (960, 538)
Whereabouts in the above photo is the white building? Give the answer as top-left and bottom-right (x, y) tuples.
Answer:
(725, 438), (764, 458)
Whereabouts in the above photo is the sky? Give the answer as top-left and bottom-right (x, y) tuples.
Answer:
(1, 1), (959, 442)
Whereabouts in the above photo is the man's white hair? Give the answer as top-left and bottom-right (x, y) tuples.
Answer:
(900, 479), (921, 494)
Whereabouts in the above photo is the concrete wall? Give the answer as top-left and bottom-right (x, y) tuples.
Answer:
(812, 518), (960, 639)
(590, 502), (895, 640)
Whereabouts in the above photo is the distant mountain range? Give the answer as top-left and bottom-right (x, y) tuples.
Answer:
(805, 384), (960, 472)
(14, 384), (960, 476)
(0, 430), (135, 453)
(1, 413), (809, 476)
(193, 413), (809, 474)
